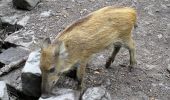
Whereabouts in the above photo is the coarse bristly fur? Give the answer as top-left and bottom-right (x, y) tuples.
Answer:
(40, 6), (137, 97)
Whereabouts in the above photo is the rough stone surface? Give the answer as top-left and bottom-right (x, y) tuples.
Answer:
(5, 30), (42, 50)
(1, 15), (18, 26)
(0, 81), (9, 100)
(0, 47), (30, 65)
(1, 15), (19, 33)
(21, 50), (41, 97)
(21, 72), (41, 97)
(82, 87), (112, 100)
(39, 89), (80, 100)
(22, 50), (41, 74)
(13, 0), (40, 10)
(17, 16), (30, 28)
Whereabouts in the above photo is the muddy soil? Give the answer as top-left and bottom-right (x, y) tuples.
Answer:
(0, 0), (170, 100)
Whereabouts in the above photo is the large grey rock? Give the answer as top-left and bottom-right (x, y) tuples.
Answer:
(21, 50), (41, 97)
(13, 0), (40, 10)
(0, 81), (9, 100)
(82, 87), (112, 100)
(0, 46), (30, 76)
(0, 47), (30, 65)
(0, 15), (30, 29)
(39, 89), (80, 100)
(5, 30), (42, 50)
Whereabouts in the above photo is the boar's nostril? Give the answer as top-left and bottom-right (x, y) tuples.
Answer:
(52, 80), (56, 85)
(41, 94), (50, 99)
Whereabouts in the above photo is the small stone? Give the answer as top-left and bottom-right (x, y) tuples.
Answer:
(61, 10), (69, 18)
(40, 10), (52, 18)
(166, 4), (170, 7)
(167, 64), (170, 72)
(104, 79), (111, 87)
(22, 50), (41, 97)
(39, 89), (80, 100)
(94, 71), (100, 74)
(157, 34), (163, 39)
(145, 64), (157, 70)
(80, 9), (88, 15)
(0, 81), (9, 100)
(82, 87), (112, 100)
(89, 0), (95, 2)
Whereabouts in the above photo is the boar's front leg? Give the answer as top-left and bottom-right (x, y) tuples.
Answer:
(105, 45), (121, 68)
(76, 61), (87, 91)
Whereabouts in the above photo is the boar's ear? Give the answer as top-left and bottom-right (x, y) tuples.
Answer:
(54, 41), (68, 58)
(53, 41), (68, 58)
(42, 37), (51, 49)
(59, 42), (67, 55)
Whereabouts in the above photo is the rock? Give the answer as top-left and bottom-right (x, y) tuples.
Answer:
(39, 89), (80, 100)
(21, 50), (41, 97)
(157, 34), (163, 39)
(89, 0), (95, 2)
(167, 64), (170, 72)
(40, 10), (52, 18)
(0, 46), (30, 76)
(12, 0), (40, 10)
(1, 15), (29, 31)
(1, 15), (19, 33)
(1, 15), (18, 26)
(5, 30), (40, 50)
(17, 16), (30, 28)
(61, 9), (69, 18)
(80, 9), (88, 15)
(0, 15), (28, 36)
(82, 87), (112, 100)
(0, 47), (30, 65)
(0, 81), (9, 100)
(102, 79), (111, 88)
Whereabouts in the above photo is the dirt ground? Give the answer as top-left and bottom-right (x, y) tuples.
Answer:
(1, 0), (170, 100)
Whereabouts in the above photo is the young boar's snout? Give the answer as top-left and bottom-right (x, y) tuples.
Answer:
(41, 75), (51, 95)
(41, 74), (60, 96)
(41, 81), (50, 95)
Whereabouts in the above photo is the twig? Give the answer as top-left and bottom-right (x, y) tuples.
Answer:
(0, 56), (28, 76)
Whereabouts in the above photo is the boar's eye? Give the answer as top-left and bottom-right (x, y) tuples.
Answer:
(48, 67), (55, 73)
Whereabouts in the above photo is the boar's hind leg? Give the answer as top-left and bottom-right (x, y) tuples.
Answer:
(105, 45), (121, 68)
(125, 38), (137, 71)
